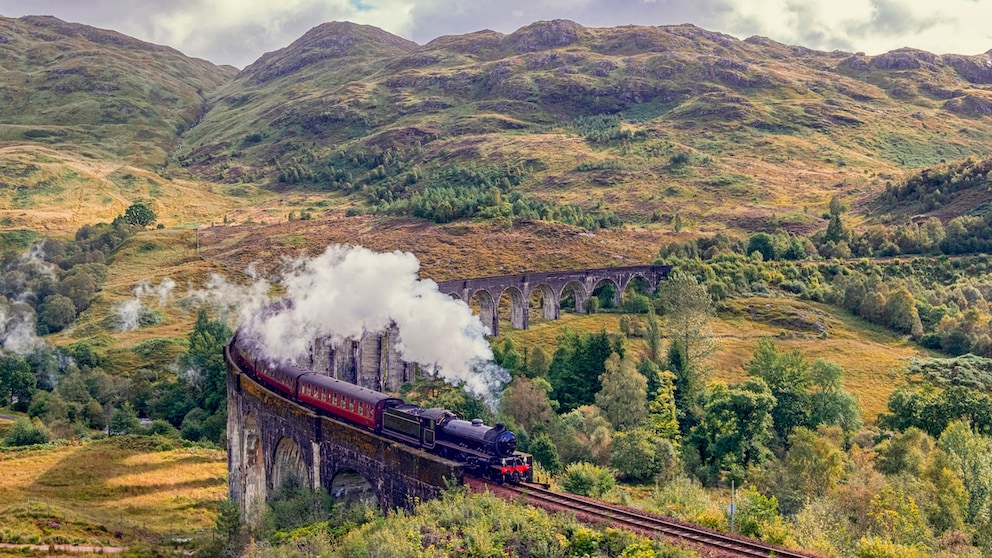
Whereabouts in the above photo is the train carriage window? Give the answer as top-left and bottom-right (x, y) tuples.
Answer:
(333, 393), (338, 406)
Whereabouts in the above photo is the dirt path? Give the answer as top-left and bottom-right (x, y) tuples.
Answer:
(0, 542), (125, 554)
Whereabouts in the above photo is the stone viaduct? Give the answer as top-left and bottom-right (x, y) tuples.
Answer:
(226, 344), (465, 525)
(227, 264), (672, 522)
(436, 264), (672, 336)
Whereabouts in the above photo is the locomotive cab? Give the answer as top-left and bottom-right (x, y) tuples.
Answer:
(382, 406), (457, 449)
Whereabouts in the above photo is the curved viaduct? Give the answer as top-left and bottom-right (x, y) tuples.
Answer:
(227, 264), (672, 523)
(437, 264), (672, 336)
(226, 347), (465, 526)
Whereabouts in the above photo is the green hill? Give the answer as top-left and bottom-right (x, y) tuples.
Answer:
(173, 20), (992, 234)
(0, 15), (235, 166)
(2, 17), (992, 239)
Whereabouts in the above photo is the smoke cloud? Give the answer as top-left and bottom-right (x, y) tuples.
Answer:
(240, 245), (504, 400)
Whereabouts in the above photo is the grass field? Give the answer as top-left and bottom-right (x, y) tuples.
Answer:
(0, 437), (226, 549)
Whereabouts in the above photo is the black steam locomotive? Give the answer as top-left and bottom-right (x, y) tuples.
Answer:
(227, 330), (532, 483)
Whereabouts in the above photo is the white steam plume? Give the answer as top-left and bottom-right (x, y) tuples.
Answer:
(0, 301), (45, 355)
(116, 278), (178, 331)
(185, 266), (273, 326)
(242, 245), (505, 400)
(23, 242), (57, 279)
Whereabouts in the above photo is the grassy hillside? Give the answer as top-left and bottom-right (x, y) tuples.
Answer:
(0, 16), (235, 167)
(177, 20), (992, 235)
(0, 145), (267, 239)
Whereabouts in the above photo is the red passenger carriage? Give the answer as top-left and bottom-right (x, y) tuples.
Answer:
(297, 373), (403, 431)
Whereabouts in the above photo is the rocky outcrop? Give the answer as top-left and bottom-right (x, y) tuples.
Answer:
(944, 53), (992, 84)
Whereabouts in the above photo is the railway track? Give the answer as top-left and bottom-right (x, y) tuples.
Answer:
(469, 479), (817, 558)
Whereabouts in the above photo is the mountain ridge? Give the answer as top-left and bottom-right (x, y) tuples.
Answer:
(1, 16), (992, 242)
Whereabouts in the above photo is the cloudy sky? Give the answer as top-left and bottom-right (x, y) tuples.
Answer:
(1, 0), (989, 68)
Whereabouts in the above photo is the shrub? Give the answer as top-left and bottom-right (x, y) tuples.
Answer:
(623, 294), (652, 314)
(2, 417), (51, 446)
(584, 296), (601, 314)
(561, 462), (615, 498)
(145, 419), (180, 439)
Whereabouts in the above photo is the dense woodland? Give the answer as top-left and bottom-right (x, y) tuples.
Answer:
(0, 204), (231, 448)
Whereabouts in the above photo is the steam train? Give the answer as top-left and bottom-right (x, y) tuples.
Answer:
(227, 330), (532, 484)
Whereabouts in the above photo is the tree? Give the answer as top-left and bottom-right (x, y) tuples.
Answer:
(733, 486), (788, 543)
(0, 353), (36, 411)
(875, 427), (933, 477)
(921, 448), (969, 534)
(644, 308), (663, 362)
(526, 346), (550, 378)
(867, 486), (932, 547)
(37, 294), (77, 333)
(639, 359), (679, 440)
(28, 390), (69, 424)
(83, 399), (106, 430)
(668, 339), (704, 435)
(808, 359), (862, 432)
(182, 309), (233, 415)
(56, 272), (96, 314)
(493, 337), (523, 375)
(781, 427), (846, 504)
(122, 203), (156, 227)
(747, 233), (777, 261)
(657, 270), (715, 365)
(559, 405), (614, 466)
(938, 421), (992, 530)
(744, 338), (811, 440)
(595, 353), (647, 431)
(109, 402), (140, 435)
(2, 417), (50, 446)
(884, 287), (924, 337)
(824, 213), (846, 245)
(530, 432), (563, 474)
(57, 371), (90, 404)
(610, 428), (665, 483)
(549, 329), (622, 412)
(500, 377), (553, 433)
(688, 379), (777, 483)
